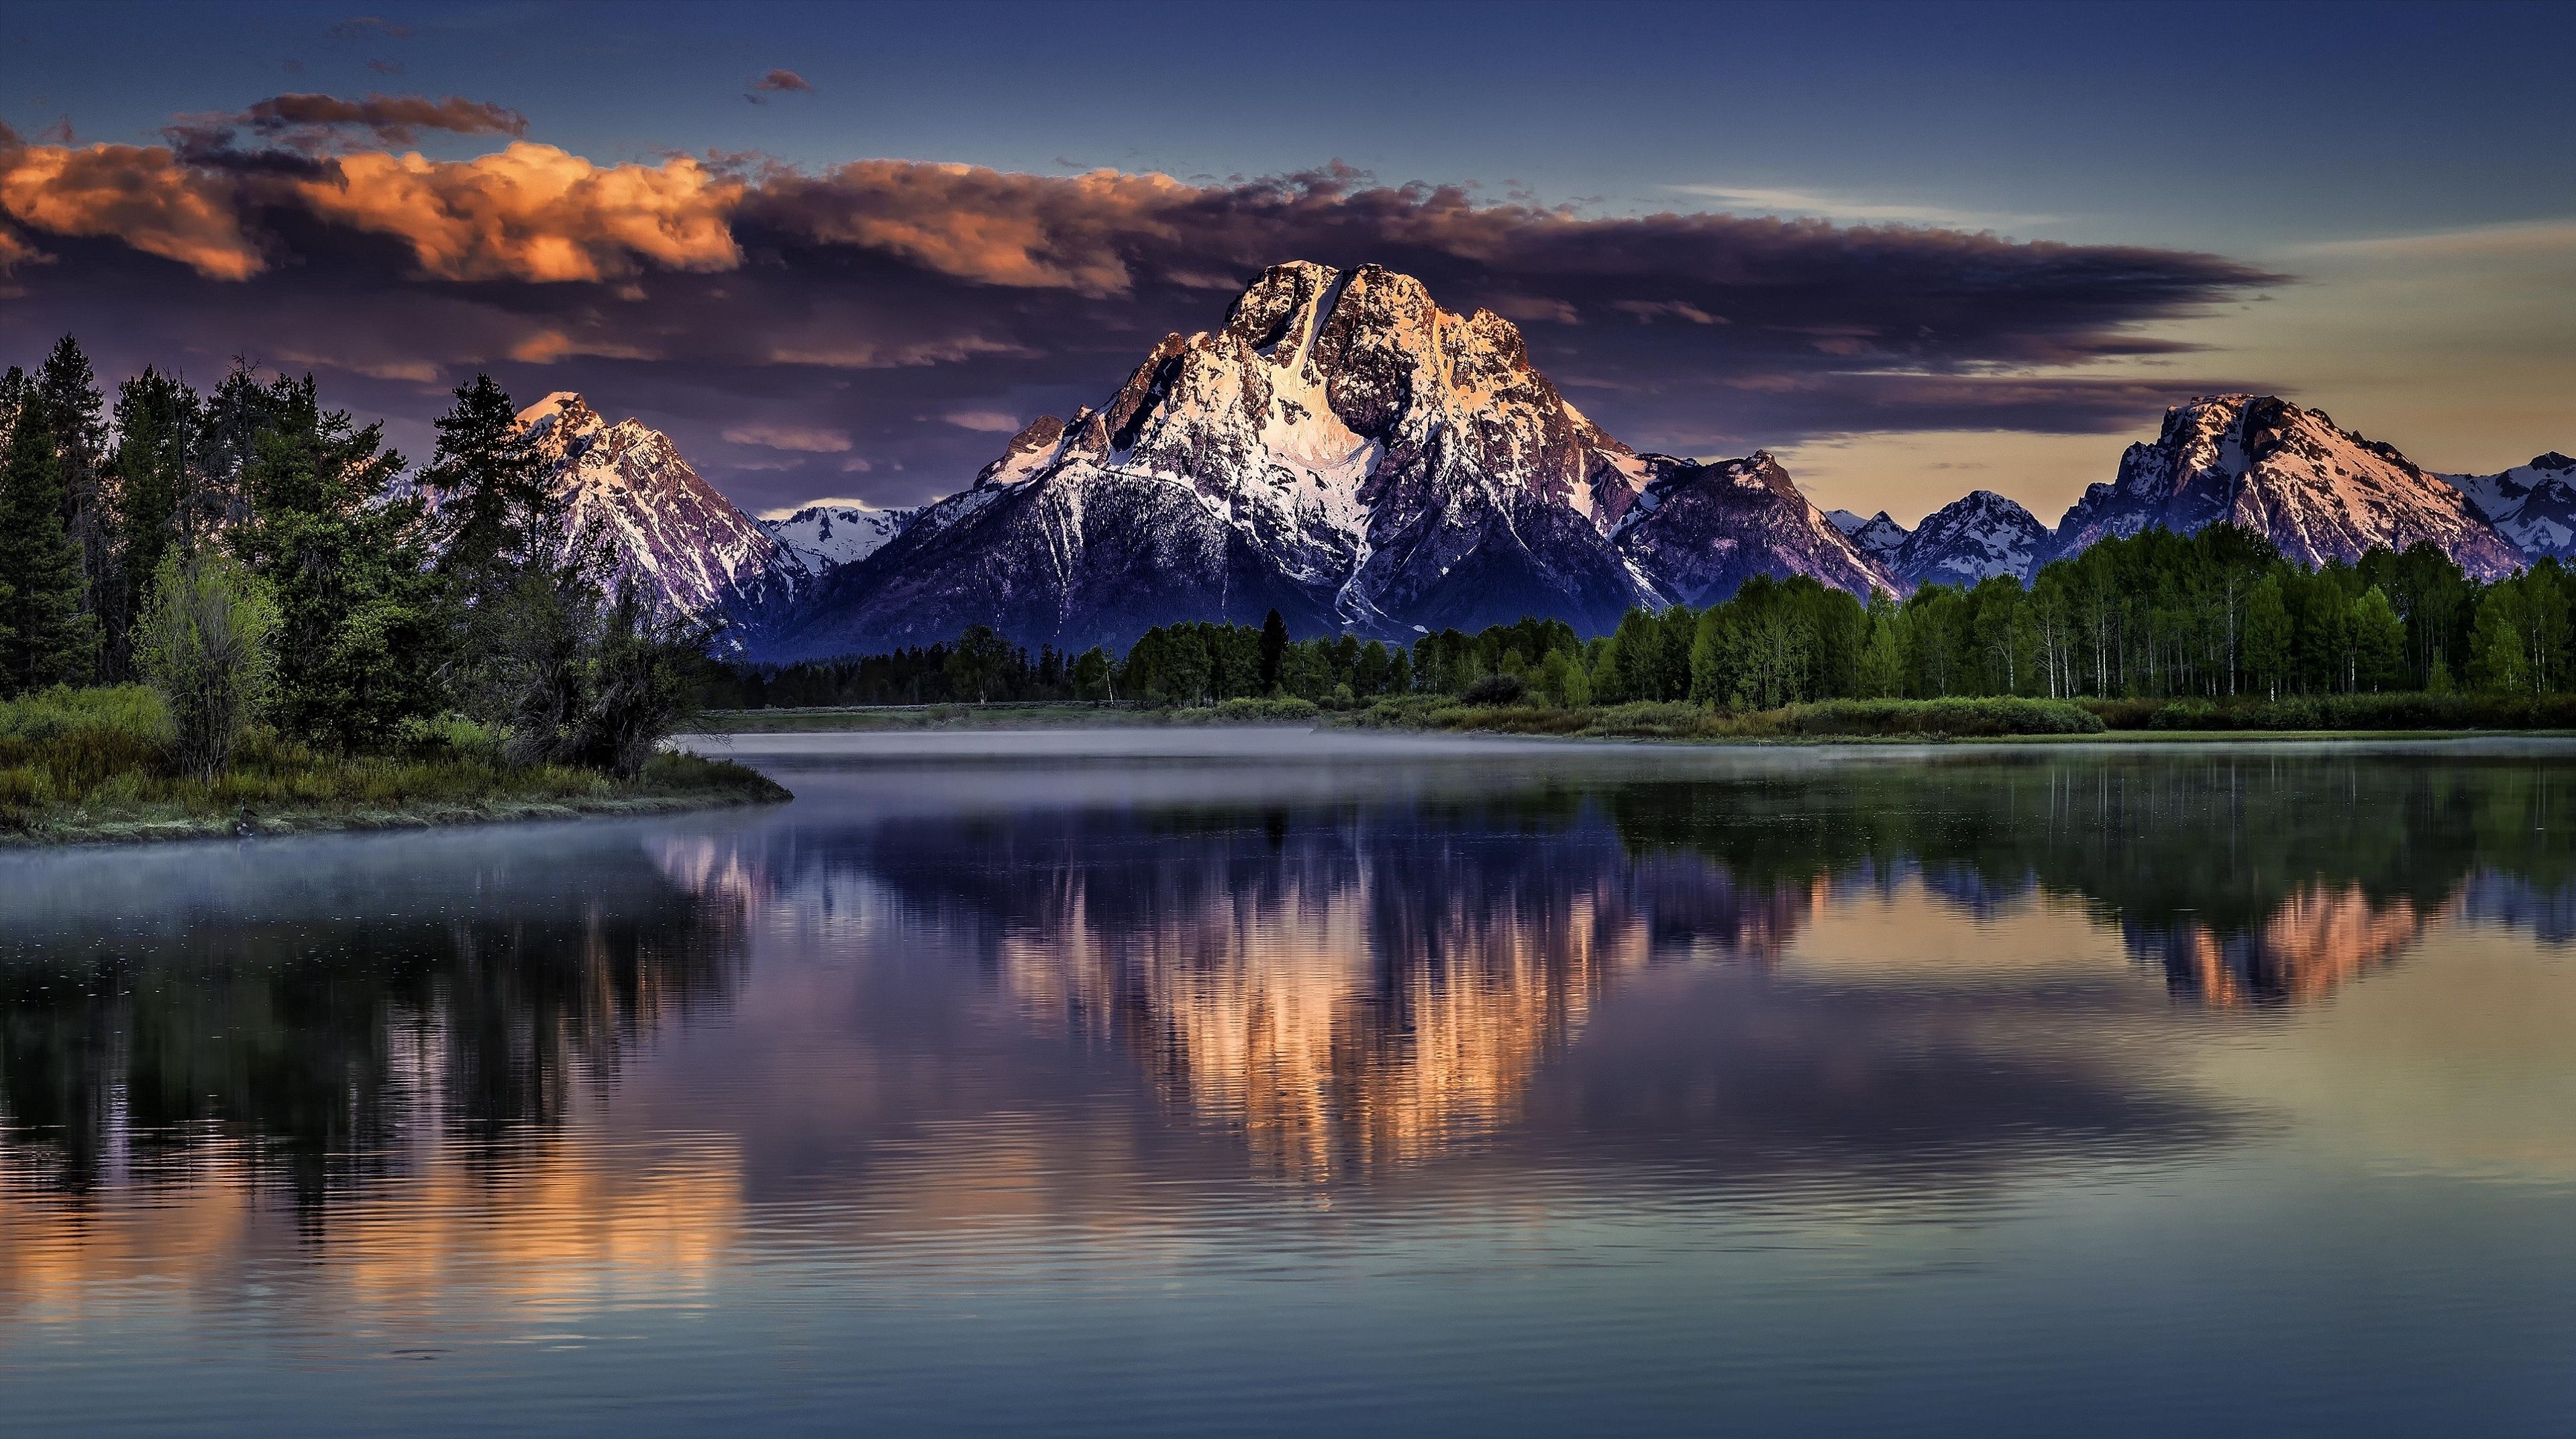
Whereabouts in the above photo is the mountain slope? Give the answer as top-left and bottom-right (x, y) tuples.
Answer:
(518, 392), (794, 615)
(2048, 394), (2521, 577)
(2445, 453), (2576, 559)
(762, 262), (1896, 659)
(1618, 454), (1898, 605)
(761, 502), (919, 578)
(1889, 490), (2048, 586)
(1827, 508), (1910, 562)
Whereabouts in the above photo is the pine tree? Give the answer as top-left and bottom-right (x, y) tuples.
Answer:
(1257, 608), (1288, 694)
(229, 374), (442, 749)
(33, 336), (117, 678)
(421, 374), (554, 585)
(0, 368), (96, 694)
(113, 367), (201, 650)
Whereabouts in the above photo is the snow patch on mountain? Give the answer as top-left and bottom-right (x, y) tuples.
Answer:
(2046, 394), (2522, 578)
(2444, 452), (2576, 559)
(1826, 507), (1912, 560)
(761, 503), (921, 577)
(517, 392), (792, 615)
(1890, 490), (2047, 586)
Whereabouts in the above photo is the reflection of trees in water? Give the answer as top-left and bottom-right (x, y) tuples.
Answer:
(1612, 754), (2576, 1006)
(0, 844), (743, 1209)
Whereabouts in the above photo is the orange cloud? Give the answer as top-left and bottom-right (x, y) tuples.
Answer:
(299, 142), (743, 282)
(0, 140), (264, 279)
(752, 161), (1199, 294)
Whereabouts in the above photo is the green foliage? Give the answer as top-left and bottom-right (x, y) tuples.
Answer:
(227, 374), (444, 750)
(943, 624), (1017, 703)
(134, 549), (280, 780)
(0, 364), (97, 694)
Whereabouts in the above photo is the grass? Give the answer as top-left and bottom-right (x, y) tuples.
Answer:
(701, 697), (1325, 731)
(2084, 693), (2576, 732)
(0, 686), (788, 845)
(1345, 694), (2104, 741)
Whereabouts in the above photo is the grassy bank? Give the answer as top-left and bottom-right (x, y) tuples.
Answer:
(1343, 694), (2106, 741)
(704, 696), (1327, 731)
(1, 687), (788, 845)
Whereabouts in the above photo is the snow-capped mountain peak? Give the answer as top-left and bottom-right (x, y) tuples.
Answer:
(515, 392), (790, 617)
(756, 261), (1896, 660)
(2048, 394), (2521, 577)
(1826, 507), (1912, 559)
(1890, 489), (2048, 586)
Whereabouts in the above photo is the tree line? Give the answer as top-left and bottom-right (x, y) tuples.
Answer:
(727, 524), (2576, 710)
(0, 335), (704, 777)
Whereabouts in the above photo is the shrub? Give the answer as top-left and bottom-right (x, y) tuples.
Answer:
(134, 550), (278, 780)
(1461, 672), (1529, 706)
(1778, 697), (2104, 737)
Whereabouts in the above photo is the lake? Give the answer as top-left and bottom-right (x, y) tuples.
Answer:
(5, 729), (2575, 1436)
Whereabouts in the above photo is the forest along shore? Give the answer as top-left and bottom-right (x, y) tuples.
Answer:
(699, 693), (2576, 742)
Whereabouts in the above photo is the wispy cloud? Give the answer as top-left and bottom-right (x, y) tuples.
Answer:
(1665, 184), (2060, 230)
(2286, 217), (2576, 262)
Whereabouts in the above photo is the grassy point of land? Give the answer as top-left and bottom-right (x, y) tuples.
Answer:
(1, 687), (788, 847)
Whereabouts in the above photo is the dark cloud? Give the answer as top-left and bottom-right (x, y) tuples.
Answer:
(240, 92), (527, 144)
(0, 130), (2283, 515)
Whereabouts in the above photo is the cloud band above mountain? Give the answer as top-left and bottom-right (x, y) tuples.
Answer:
(0, 100), (2281, 512)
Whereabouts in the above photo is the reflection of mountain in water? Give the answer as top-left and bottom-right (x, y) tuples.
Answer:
(1616, 753), (2576, 1007)
(0, 830), (747, 1208)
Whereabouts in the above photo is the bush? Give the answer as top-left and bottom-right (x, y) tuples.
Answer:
(1461, 672), (1529, 706)
(134, 550), (279, 780)
(1777, 697), (2104, 737)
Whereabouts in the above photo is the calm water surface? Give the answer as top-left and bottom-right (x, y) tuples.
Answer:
(5, 729), (2576, 1435)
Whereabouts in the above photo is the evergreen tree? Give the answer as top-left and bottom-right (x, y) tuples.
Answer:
(0, 367), (95, 694)
(32, 337), (115, 678)
(1258, 607), (1288, 694)
(2469, 592), (2529, 695)
(229, 374), (442, 749)
(421, 374), (554, 586)
(112, 367), (201, 650)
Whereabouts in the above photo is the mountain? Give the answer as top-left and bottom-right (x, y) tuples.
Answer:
(518, 392), (797, 615)
(1888, 490), (2049, 587)
(759, 262), (1894, 659)
(760, 503), (919, 578)
(1826, 508), (1911, 562)
(2444, 453), (2576, 559)
(1615, 453), (1898, 606)
(2047, 394), (2522, 578)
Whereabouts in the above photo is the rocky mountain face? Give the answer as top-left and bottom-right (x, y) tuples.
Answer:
(1887, 490), (2049, 587)
(1614, 453), (1898, 606)
(2444, 453), (2576, 560)
(2045, 394), (2523, 578)
(760, 503), (920, 578)
(1826, 508), (1911, 562)
(517, 392), (797, 615)
(759, 262), (1894, 659)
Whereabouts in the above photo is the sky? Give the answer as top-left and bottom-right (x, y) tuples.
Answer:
(1, 0), (2571, 525)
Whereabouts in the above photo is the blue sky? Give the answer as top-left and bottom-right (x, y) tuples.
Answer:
(3, 0), (2571, 521)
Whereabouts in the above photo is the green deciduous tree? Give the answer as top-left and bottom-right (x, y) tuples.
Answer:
(135, 549), (279, 780)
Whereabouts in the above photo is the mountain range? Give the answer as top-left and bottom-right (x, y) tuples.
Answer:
(510, 266), (2565, 659)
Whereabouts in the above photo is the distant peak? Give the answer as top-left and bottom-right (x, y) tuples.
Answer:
(517, 390), (600, 431)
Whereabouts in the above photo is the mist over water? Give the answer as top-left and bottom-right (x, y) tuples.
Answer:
(6, 731), (2576, 1436)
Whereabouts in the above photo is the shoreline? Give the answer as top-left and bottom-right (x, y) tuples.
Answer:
(0, 762), (790, 849)
(697, 702), (2576, 748)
